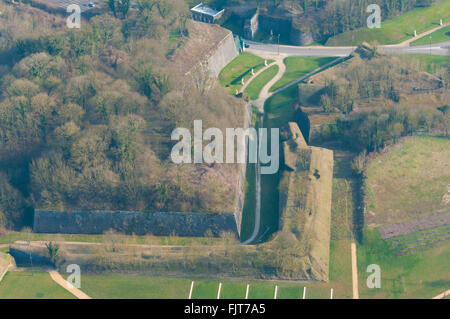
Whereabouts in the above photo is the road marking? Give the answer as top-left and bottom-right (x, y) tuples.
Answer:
(303, 287), (306, 299)
(217, 282), (222, 299)
(189, 281), (194, 299)
(245, 284), (250, 299)
(274, 286), (278, 299)
(351, 242), (359, 299)
(330, 288), (334, 299)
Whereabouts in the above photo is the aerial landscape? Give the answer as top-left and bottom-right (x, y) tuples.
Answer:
(0, 0), (448, 307)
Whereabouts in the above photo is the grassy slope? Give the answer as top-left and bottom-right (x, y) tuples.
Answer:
(270, 57), (336, 92)
(397, 54), (450, 73)
(218, 52), (267, 95)
(327, 146), (357, 299)
(358, 136), (450, 298)
(0, 231), (223, 246)
(411, 25), (450, 46)
(326, 0), (450, 46)
(357, 228), (450, 298)
(365, 136), (450, 226)
(244, 64), (279, 100)
(0, 271), (75, 299)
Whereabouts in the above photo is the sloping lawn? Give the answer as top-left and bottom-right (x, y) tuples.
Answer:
(326, 0), (450, 46)
(219, 52), (269, 95)
(411, 25), (450, 46)
(270, 57), (336, 92)
(365, 136), (450, 226)
(245, 65), (279, 99)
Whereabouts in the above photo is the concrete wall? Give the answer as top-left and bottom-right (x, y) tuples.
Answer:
(204, 31), (239, 78)
(233, 104), (253, 235)
(244, 12), (259, 40)
(33, 209), (239, 238)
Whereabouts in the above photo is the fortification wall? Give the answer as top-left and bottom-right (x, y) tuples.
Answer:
(290, 23), (314, 46)
(33, 209), (239, 238)
(233, 104), (252, 235)
(244, 12), (259, 40)
(205, 31), (239, 78)
(279, 122), (333, 281)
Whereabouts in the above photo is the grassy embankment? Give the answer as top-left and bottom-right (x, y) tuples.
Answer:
(357, 136), (450, 298)
(219, 52), (273, 95)
(326, 0), (450, 46)
(411, 25), (450, 46)
(244, 64), (279, 100)
(397, 54), (450, 73)
(269, 57), (337, 92)
(0, 231), (223, 246)
(365, 136), (450, 225)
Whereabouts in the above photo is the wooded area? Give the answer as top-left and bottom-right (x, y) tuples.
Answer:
(0, 1), (244, 229)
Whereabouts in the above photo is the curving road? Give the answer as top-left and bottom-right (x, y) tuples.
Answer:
(245, 23), (450, 57)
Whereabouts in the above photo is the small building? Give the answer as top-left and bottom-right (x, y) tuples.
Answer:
(190, 3), (224, 24)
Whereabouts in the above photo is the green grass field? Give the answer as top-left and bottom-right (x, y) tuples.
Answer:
(357, 228), (450, 299)
(326, 0), (450, 46)
(244, 65), (279, 100)
(269, 57), (336, 92)
(0, 271), (75, 299)
(218, 52), (269, 95)
(365, 136), (450, 226)
(73, 273), (331, 299)
(358, 135), (450, 298)
(411, 25), (450, 46)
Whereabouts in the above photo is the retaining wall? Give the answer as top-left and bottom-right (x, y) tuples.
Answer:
(204, 31), (239, 78)
(33, 209), (239, 238)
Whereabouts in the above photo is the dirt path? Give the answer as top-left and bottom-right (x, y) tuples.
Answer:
(249, 54), (286, 113)
(49, 270), (91, 299)
(351, 242), (359, 299)
(432, 289), (450, 299)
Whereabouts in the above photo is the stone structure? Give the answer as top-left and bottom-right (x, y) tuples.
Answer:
(33, 209), (239, 238)
(279, 122), (333, 281)
(191, 3), (224, 24)
(191, 30), (239, 78)
(232, 104), (253, 235)
(244, 10), (259, 40)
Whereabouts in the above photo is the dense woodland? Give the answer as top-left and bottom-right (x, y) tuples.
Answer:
(0, 0), (244, 229)
(311, 49), (449, 156)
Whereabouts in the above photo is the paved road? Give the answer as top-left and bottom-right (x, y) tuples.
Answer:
(381, 41), (450, 56)
(246, 40), (450, 57)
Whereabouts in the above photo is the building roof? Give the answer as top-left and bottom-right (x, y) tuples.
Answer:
(191, 3), (223, 17)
